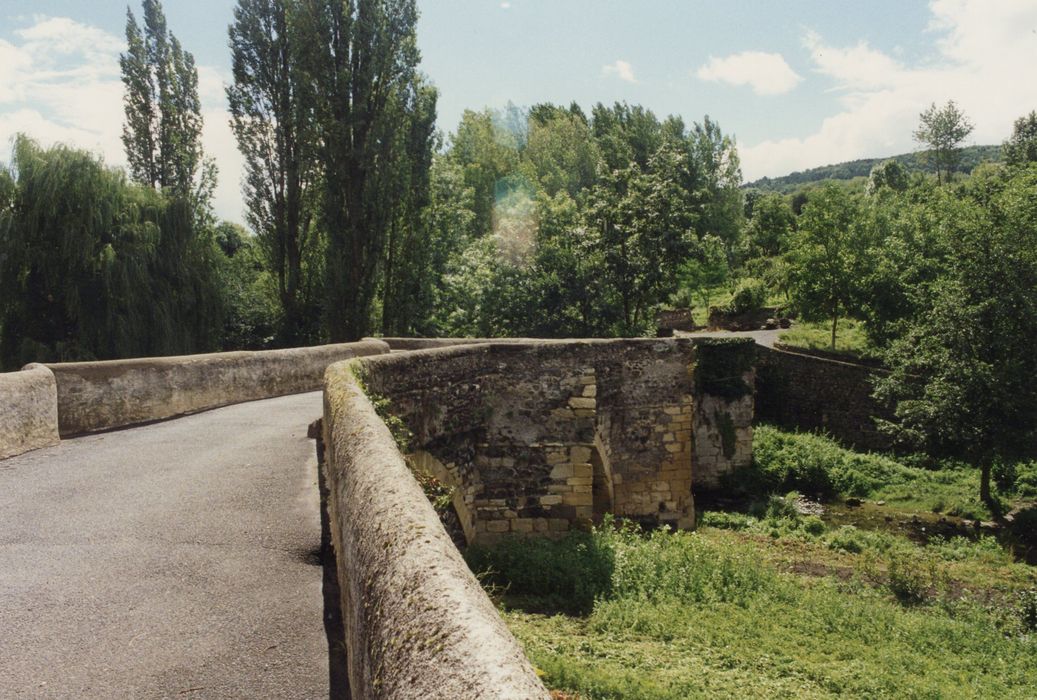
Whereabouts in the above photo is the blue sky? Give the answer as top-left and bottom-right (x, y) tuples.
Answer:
(1, 1), (1036, 224)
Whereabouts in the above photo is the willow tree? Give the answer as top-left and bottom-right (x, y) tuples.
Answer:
(0, 137), (221, 369)
(228, 0), (319, 343)
(295, 0), (434, 341)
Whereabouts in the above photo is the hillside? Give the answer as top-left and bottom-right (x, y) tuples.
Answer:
(746, 144), (1002, 192)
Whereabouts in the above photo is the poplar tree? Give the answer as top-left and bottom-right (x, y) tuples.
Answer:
(121, 0), (214, 206)
(295, 0), (434, 341)
(227, 0), (318, 343)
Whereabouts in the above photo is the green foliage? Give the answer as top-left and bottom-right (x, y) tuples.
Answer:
(777, 318), (877, 361)
(296, 0), (434, 340)
(0, 136), (223, 368)
(885, 551), (934, 604)
(741, 191), (794, 258)
(873, 165), (1037, 506)
(215, 227), (279, 349)
(489, 521), (1037, 699)
(1017, 589), (1037, 632)
(723, 277), (767, 314)
(675, 234), (728, 313)
(227, 0), (322, 344)
(746, 144), (1001, 193)
(742, 426), (994, 517)
(121, 0), (213, 204)
(409, 467), (454, 514)
(466, 531), (615, 615)
(913, 100), (974, 185)
(784, 183), (875, 350)
(1003, 111), (1037, 167)
(716, 411), (736, 458)
(431, 102), (744, 339)
(867, 159), (909, 194)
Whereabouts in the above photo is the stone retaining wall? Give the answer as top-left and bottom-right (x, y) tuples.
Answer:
(321, 361), (549, 699)
(46, 340), (389, 436)
(755, 345), (894, 451)
(0, 363), (60, 459)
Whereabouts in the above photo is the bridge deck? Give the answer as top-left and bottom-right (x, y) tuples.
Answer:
(0, 392), (328, 699)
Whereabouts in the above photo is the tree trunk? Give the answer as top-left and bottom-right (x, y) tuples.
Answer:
(830, 314), (838, 351)
(979, 460), (1002, 521)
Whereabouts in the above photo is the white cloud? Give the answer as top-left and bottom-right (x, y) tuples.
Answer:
(602, 60), (637, 83)
(740, 0), (1037, 180)
(0, 16), (243, 225)
(696, 51), (801, 95)
(500, 2), (511, 8)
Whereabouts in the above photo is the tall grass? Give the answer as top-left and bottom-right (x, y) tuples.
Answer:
(475, 523), (1037, 699)
(743, 425), (987, 517)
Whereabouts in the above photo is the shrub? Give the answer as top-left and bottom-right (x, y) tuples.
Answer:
(802, 516), (826, 535)
(827, 526), (865, 554)
(764, 492), (801, 520)
(726, 277), (768, 314)
(886, 553), (932, 604)
(1018, 589), (1037, 632)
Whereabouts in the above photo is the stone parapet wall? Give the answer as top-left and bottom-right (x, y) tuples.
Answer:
(367, 336), (528, 351)
(321, 360), (550, 699)
(0, 363), (60, 460)
(755, 345), (894, 451)
(46, 340), (389, 436)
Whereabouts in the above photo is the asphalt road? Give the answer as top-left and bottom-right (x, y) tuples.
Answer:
(0, 392), (329, 699)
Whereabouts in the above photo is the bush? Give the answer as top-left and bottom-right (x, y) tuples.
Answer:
(886, 553), (932, 604)
(827, 526), (865, 554)
(802, 515), (826, 535)
(1018, 589), (1037, 632)
(726, 277), (768, 314)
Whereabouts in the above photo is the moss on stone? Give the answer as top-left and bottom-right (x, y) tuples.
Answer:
(716, 410), (737, 459)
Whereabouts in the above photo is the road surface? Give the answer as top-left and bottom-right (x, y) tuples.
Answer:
(0, 392), (328, 699)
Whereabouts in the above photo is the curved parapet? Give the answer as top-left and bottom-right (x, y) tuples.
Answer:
(0, 363), (60, 459)
(322, 360), (550, 699)
(46, 340), (389, 436)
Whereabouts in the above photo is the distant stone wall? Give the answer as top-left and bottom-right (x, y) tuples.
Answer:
(358, 338), (754, 540)
(755, 346), (894, 451)
(321, 361), (550, 699)
(0, 363), (60, 460)
(46, 340), (389, 436)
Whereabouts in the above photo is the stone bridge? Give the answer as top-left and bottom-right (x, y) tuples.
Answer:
(0, 336), (758, 698)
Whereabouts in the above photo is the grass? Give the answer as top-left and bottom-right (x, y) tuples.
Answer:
(743, 425), (992, 519)
(476, 521), (1036, 699)
(464, 427), (1037, 699)
(777, 318), (878, 361)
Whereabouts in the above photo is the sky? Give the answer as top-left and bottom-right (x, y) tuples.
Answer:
(1, 0), (1036, 225)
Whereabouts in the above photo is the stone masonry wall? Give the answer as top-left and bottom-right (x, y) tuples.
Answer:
(321, 361), (550, 698)
(359, 338), (754, 542)
(755, 345), (894, 451)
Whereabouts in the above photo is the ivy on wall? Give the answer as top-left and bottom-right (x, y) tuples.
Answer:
(693, 338), (756, 400)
